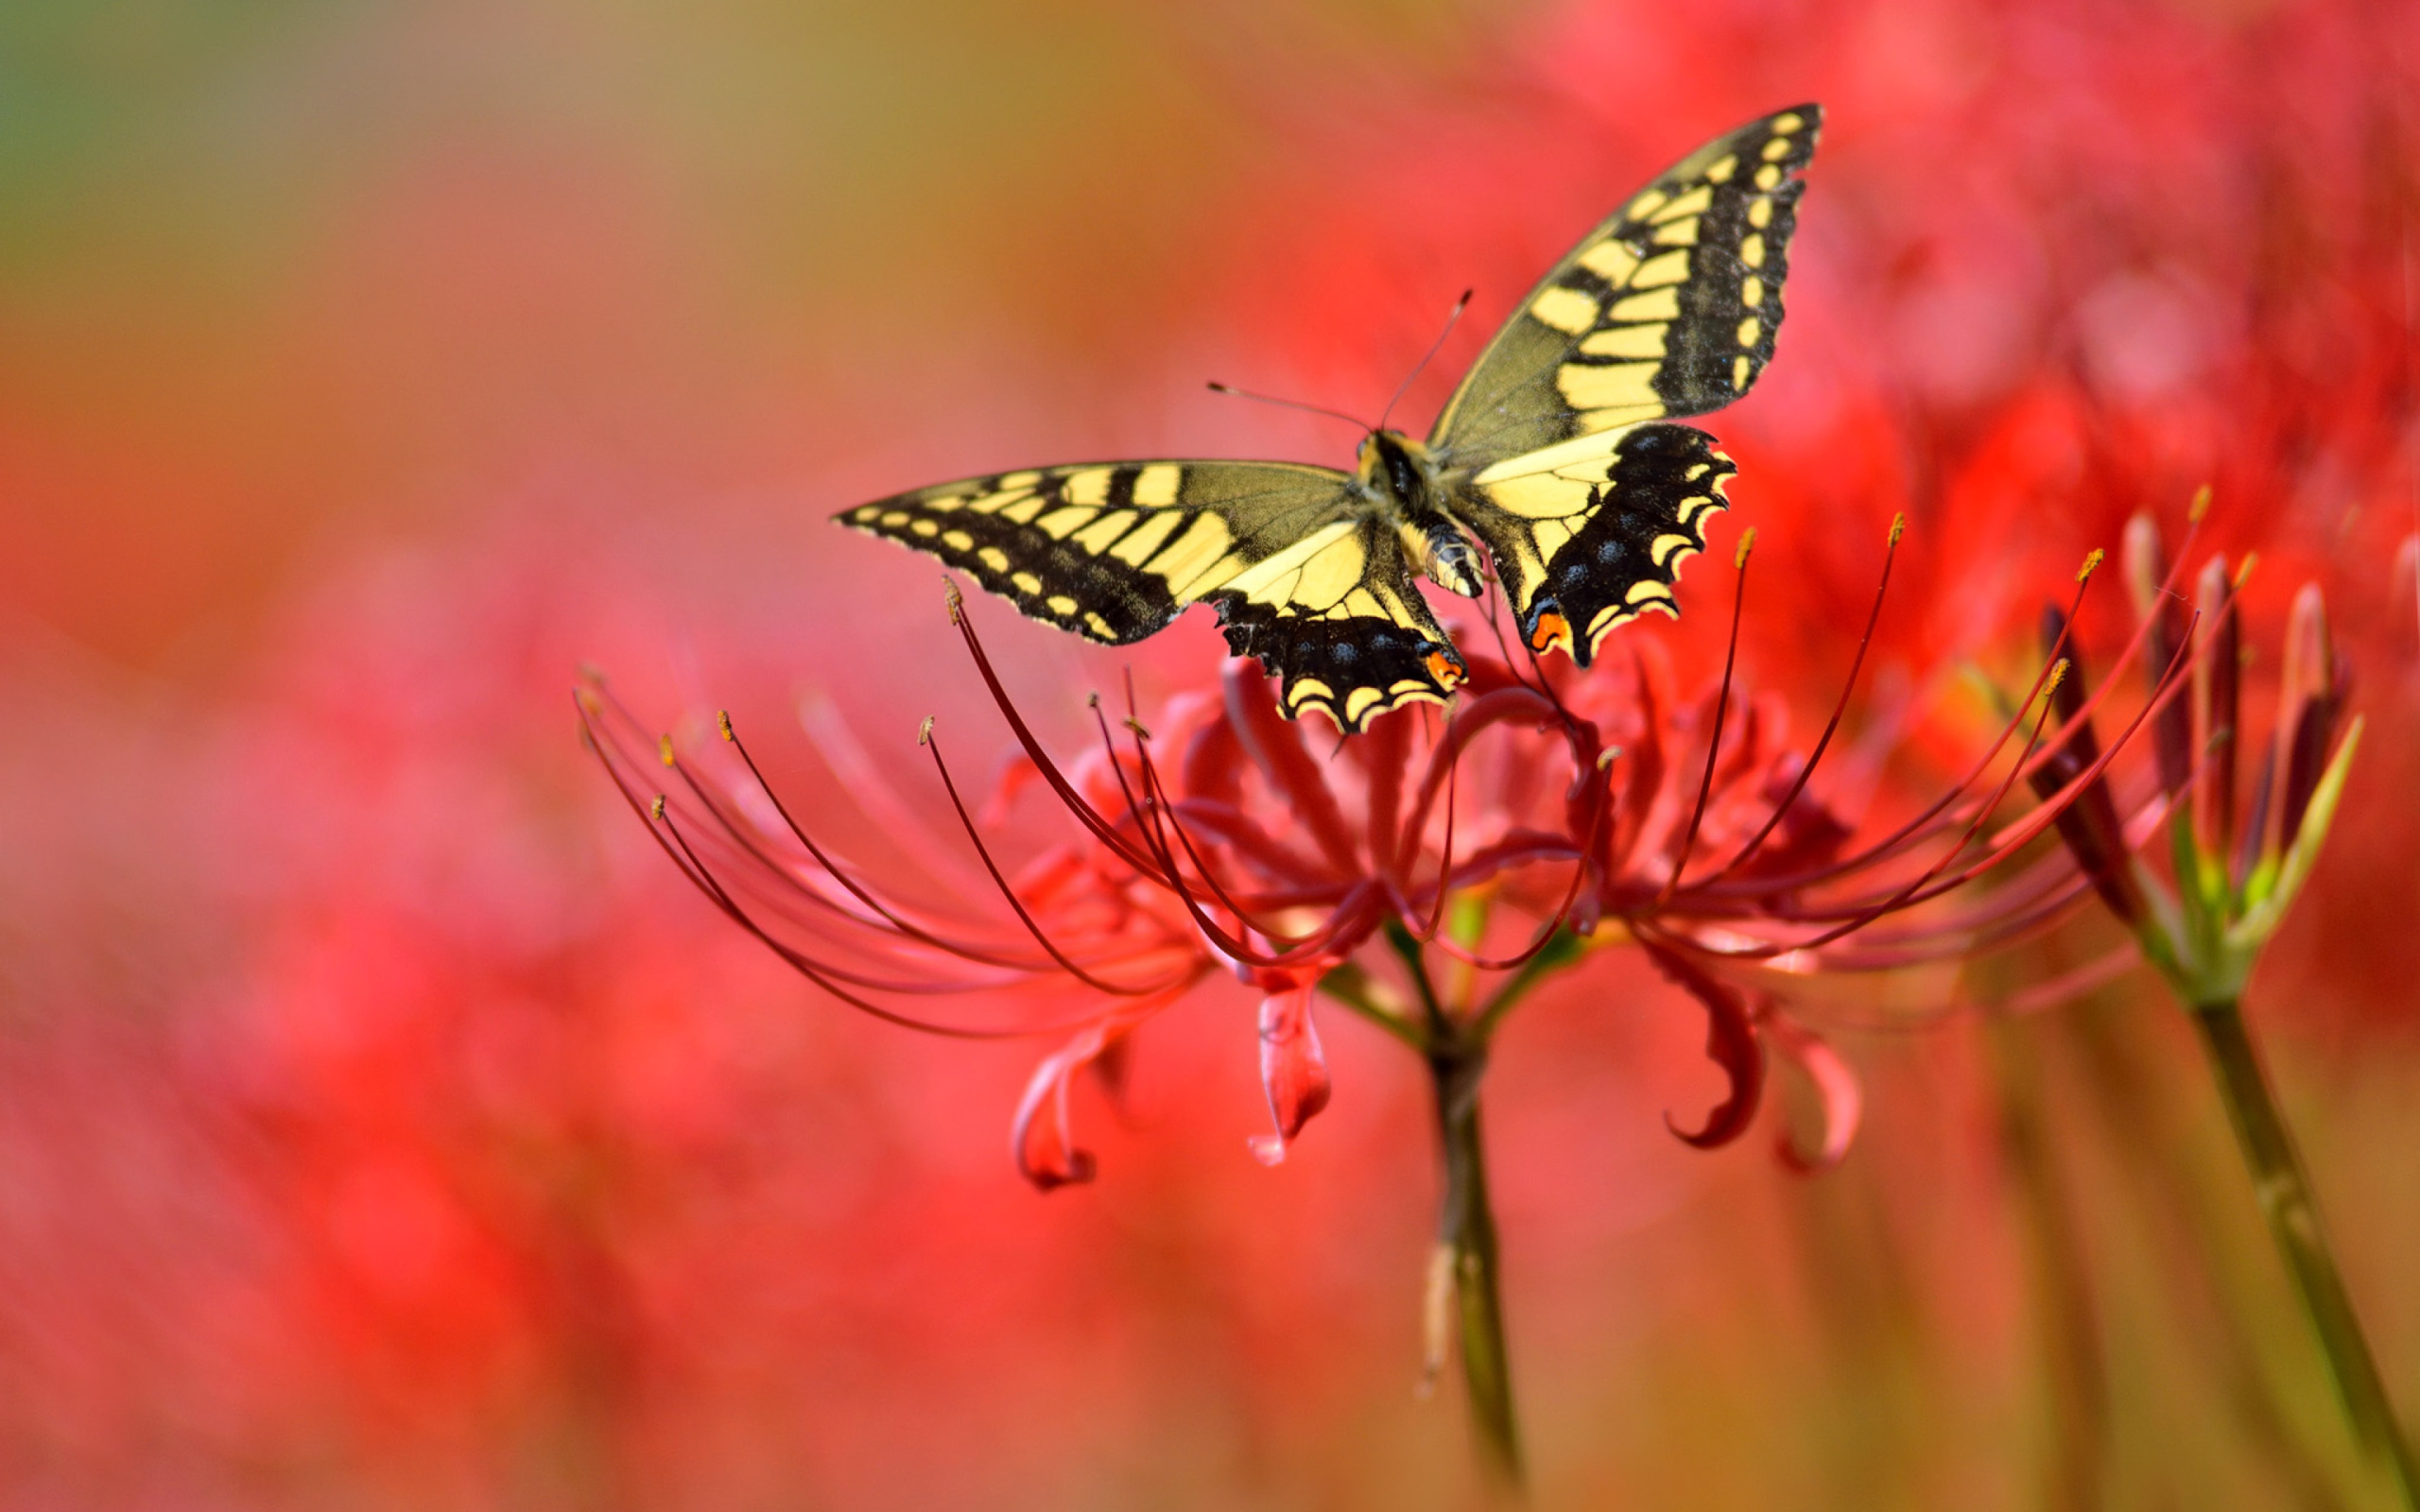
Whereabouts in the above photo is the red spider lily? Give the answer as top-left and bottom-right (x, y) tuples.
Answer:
(577, 669), (1217, 1191)
(2017, 499), (2368, 1009)
(583, 506), (2193, 1191)
(580, 515), (2200, 1487)
(2031, 505), (2420, 1499)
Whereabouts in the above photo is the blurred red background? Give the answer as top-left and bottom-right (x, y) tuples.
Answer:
(3, 0), (2416, 1505)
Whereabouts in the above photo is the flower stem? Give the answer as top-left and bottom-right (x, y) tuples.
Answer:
(2190, 998), (2418, 1508)
(1382, 919), (1530, 1490)
(1429, 1031), (1524, 1493)
(1473, 926), (1583, 1040)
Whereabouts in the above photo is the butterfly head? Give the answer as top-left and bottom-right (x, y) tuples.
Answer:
(1355, 428), (1429, 506)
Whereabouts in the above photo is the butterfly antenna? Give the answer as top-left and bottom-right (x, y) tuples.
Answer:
(1377, 289), (1473, 434)
(1205, 382), (1371, 433)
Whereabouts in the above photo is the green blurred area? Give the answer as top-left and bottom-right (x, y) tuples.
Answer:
(0, 0), (1525, 666)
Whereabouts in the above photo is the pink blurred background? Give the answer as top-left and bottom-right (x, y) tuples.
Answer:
(4, 0), (2417, 1505)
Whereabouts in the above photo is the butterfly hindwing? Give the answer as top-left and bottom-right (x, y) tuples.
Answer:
(1206, 517), (1468, 731)
(1431, 104), (1821, 468)
(1452, 422), (1736, 666)
(838, 460), (1354, 644)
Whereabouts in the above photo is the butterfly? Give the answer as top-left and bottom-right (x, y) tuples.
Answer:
(838, 105), (1821, 733)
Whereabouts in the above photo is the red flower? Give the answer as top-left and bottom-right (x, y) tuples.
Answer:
(586, 512), (2180, 1187)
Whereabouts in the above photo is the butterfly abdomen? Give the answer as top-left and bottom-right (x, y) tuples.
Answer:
(1415, 520), (1486, 597)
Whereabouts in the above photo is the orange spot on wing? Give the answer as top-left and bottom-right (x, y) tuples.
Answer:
(1530, 610), (1571, 652)
(1425, 650), (1465, 689)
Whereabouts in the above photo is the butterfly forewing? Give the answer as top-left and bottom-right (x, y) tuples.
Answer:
(1430, 104), (1821, 467)
(838, 460), (1353, 643)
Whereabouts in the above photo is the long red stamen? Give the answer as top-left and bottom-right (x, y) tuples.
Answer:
(640, 776), (1127, 1039)
(1425, 772), (1607, 971)
(700, 707), (1064, 969)
(586, 693), (971, 938)
(1680, 554), (2110, 900)
(1127, 729), (1381, 968)
(1669, 658), (2073, 959)
(923, 724), (1190, 996)
(1701, 515), (1900, 887)
(1692, 612), (2196, 960)
(947, 583), (1162, 877)
(588, 689), (1062, 971)
(1086, 697), (1322, 947)
(1658, 530), (1754, 903)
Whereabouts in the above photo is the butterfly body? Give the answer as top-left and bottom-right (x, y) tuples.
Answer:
(1351, 429), (1486, 600)
(839, 105), (1822, 732)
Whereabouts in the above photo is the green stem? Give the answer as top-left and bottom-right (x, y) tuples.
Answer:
(1431, 1033), (1523, 1493)
(2191, 999), (2419, 1509)
(1315, 961), (1427, 1053)
(1385, 918), (1452, 1036)
(1381, 919), (1524, 1491)
(1473, 926), (1583, 1040)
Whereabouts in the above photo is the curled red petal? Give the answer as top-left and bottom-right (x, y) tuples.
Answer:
(1249, 980), (1333, 1165)
(1011, 1025), (1111, 1192)
(1645, 943), (1765, 1150)
(1764, 1011), (1862, 1173)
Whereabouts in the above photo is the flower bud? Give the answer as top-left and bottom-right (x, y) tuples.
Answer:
(2274, 585), (2343, 855)
(2191, 556), (2238, 868)
(2123, 512), (2191, 795)
(2032, 605), (2142, 922)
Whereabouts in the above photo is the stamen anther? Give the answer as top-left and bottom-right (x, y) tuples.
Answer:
(2189, 483), (2213, 524)
(918, 715), (935, 747)
(658, 734), (676, 767)
(1735, 526), (1757, 569)
(1888, 512), (1906, 546)
(2076, 548), (2104, 584)
(717, 711), (735, 741)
